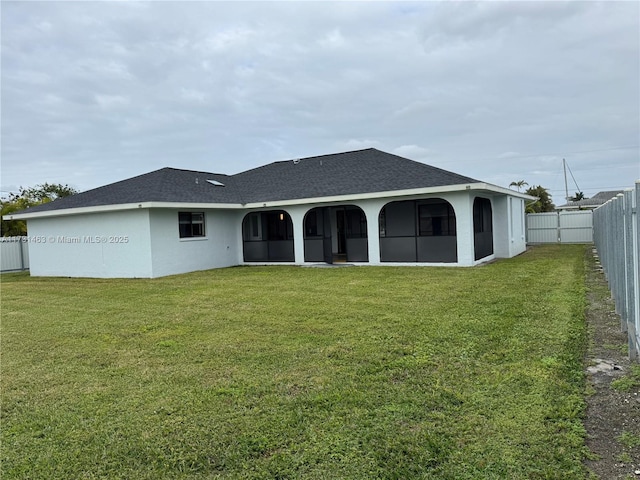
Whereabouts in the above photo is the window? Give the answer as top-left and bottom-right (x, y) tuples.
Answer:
(305, 210), (319, 237)
(242, 213), (263, 241)
(473, 197), (493, 260)
(266, 211), (293, 240)
(379, 208), (386, 237)
(346, 208), (367, 238)
(179, 212), (205, 238)
(473, 198), (492, 233)
(418, 200), (456, 236)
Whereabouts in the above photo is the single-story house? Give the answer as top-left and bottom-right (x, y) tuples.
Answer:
(556, 190), (625, 211)
(5, 148), (535, 278)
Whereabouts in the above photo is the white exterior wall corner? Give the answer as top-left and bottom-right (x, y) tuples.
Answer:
(508, 196), (527, 257)
(148, 209), (242, 278)
(443, 192), (475, 266)
(491, 196), (510, 258)
(280, 205), (308, 264)
(25, 209), (153, 278)
(473, 194), (526, 261)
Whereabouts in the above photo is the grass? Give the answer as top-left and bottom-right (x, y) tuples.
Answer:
(1, 245), (589, 479)
(603, 343), (629, 355)
(610, 365), (640, 392)
(618, 431), (640, 449)
(617, 431), (640, 469)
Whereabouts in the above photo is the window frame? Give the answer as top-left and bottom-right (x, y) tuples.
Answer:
(178, 211), (206, 239)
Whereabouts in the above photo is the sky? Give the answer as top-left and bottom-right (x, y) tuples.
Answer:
(2, 1), (639, 206)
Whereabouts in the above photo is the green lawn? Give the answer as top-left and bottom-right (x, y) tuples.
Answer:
(1, 245), (588, 479)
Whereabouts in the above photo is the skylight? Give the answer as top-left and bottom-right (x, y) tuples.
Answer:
(206, 179), (225, 187)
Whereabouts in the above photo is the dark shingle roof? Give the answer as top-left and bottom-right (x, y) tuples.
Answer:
(17, 148), (480, 214)
(234, 148), (478, 203)
(20, 168), (242, 214)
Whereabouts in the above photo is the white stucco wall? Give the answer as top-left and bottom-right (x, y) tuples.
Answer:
(492, 195), (527, 259)
(23, 190), (528, 278)
(148, 209), (242, 277)
(509, 197), (527, 256)
(25, 209), (153, 277)
(443, 192), (476, 266)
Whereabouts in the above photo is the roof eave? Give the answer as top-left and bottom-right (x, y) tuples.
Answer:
(243, 182), (536, 208)
(3, 201), (246, 220)
(4, 183), (535, 220)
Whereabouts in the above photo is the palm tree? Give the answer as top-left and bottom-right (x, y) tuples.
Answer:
(570, 191), (585, 201)
(509, 180), (528, 192)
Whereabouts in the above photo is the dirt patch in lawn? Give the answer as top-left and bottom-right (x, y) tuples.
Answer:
(584, 247), (640, 479)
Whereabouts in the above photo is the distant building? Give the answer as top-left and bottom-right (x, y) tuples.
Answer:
(557, 190), (624, 211)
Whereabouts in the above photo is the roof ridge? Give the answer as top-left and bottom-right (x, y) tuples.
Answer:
(254, 147), (378, 167)
(160, 166), (230, 176)
(233, 148), (378, 174)
(287, 147), (377, 163)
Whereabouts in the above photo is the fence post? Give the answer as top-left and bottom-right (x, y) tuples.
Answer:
(19, 238), (25, 271)
(630, 184), (640, 360)
(593, 184), (640, 362)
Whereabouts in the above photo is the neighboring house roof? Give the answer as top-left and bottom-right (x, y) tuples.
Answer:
(557, 190), (624, 210)
(7, 148), (532, 219)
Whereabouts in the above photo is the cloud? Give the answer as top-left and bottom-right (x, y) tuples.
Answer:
(95, 94), (130, 109)
(317, 28), (346, 49)
(342, 139), (381, 150)
(392, 145), (433, 162)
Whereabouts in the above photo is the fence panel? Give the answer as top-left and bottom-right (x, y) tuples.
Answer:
(593, 184), (640, 361)
(527, 211), (593, 244)
(0, 237), (30, 272)
(559, 211), (593, 243)
(526, 213), (559, 243)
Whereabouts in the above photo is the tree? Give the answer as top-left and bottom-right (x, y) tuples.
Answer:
(525, 185), (555, 213)
(570, 191), (585, 201)
(1, 183), (78, 236)
(15, 183), (78, 203)
(1, 197), (30, 236)
(509, 180), (529, 192)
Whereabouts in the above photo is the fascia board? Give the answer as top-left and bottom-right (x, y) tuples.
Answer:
(242, 183), (537, 208)
(4, 201), (245, 220)
(474, 183), (537, 200)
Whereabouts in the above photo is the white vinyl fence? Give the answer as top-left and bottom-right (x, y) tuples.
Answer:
(0, 237), (30, 272)
(526, 210), (593, 244)
(593, 184), (640, 361)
